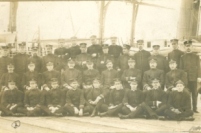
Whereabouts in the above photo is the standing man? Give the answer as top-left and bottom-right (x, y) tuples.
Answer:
(108, 37), (122, 67)
(134, 39), (151, 74)
(180, 40), (201, 113)
(67, 36), (81, 59)
(168, 39), (184, 68)
(13, 42), (29, 81)
(87, 35), (102, 64)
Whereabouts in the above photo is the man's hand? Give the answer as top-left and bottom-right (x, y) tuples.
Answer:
(10, 104), (17, 110)
(147, 86), (151, 90)
(92, 53), (97, 57)
(172, 87), (178, 91)
(129, 107), (136, 112)
(110, 86), (115, 90)
(108, 105), (117, 110)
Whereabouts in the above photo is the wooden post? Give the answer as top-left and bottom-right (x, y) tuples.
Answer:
(99, 1), (105, 45)
(8, 2), (18, 33)
(130, 0), (136, 47)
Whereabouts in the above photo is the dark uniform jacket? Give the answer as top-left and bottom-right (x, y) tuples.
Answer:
(1, 89), (24, 108)
(87, 44), (103, 57)
(118, 54), (130, 71)
(121, 68), (142, 85)
(22, 71), (41, 87)
(28, 55), (42, 73)
(168, 49), (184, 68)
(150, 54), (168, 73)
(165, 69), (187, 90)
(41, 54), (59, 72)
(13, 53), (30, 75)
(0, 72), (20, 88)
(54, 47), (70, 70)
(42, 70), (61, 86)
(75, 53), (92, 71)
(96, 54), (115, 72)
(123, 89), (144, 107)
(108, 45), (122, 58)
(61, 68), (82, 85)
(65, 89), (85, 107)
(180, 52), (201, 81)
(143, 68), (164, 88)
(0, 56), (13, 76)
(101, 69), (119, 88)
(167, 89), (191, 111)
(134, 50), (151, 73)
(24, 89), (42, 107)
(46, 88), (65, 107)
(83, 69), (100, 84)
(109, 89), (125, 106)
(145, 89), (167, 107)
(67, 45), (81, 59)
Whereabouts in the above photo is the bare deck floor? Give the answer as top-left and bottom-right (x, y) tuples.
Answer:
(1, 96), (201, 133)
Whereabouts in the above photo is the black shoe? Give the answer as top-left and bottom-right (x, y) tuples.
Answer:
(193, 110), (199, 113)
(158, 116), (166, 120)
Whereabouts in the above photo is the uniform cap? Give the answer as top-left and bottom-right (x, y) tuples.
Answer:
(32, 46), (38, 51)
(175, 80), (184, 85)
(79, 43), (87, 48)
(69, 79), (78, 84)
(137, 39), (144, 43)
(129, 79), (138, 84)
(46, 61), (53, 66)
(68, 59), (75, 64)
(152, 78), (160, 83)
(123, 44), (131, 50)
(128, 57), (135, 62)
(170, 39), (178, 43)
(148, 57), (157, 63)
(18, 42), (26, 47)
(102, 44), (109, 49)
(1, 45), (9, 50)
(184, 40), (192, 46)
(93, 78), (101, 83)
(28, 61), (35, 66)
(7, 63), (14, 68)
(113, 78), (121, 84)
(8, 80), (15, 84)
(106, 60), (112, 64)
(86, 60), (93, 65)
(29, 79), (37, 84)
(51, 78), (58, 83)
(169, 59), (176, 64)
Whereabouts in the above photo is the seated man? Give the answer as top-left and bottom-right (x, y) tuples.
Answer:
(99, 79), (126, 117)
(141, 79), (168, 119)
(23, 79), (43, 116)
(84, 78), (109, 117)
(45, 78), (66, 116)
(63, 79), (86, 116)
(119, 80), (145, 119)
(0, 80), (24, 116)
(163, 80), (194, 121)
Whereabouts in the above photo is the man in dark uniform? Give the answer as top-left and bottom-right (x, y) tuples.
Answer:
(101, 60), (119, 89)
(134, 39), (151, 74)
(119, 80), (145, 119)
(87, 35), (102, 64)
(96, 44), (114, 73)
(83, 61), (100, 89)
(41, 45), (59, 72)
(75, 43), (91, 72)
(150, 43), (168, 73)
(99, 79), (126, 117)
(28, 46), (42, 73)
(23, 79), (43, 116)
(108, 37), (122, 67)
(0, 80), (24, 116)
(1, 64), (20, 90)
(141, 79), (168, 119)
(0, 46), (13, 79)
(41, 62), (61, 89)
(180, 40), (201, 113)
(164, 80), (194, 121)
(61, 59), (82, 89)
(117, 44), (131, 75)
(67, 36), (81, 59)
(165, 59), (187, 91)
(22, 61), (41, 91)
(13, 42), (29, 81)
(121, 58), (142, 89)
(143, 58), (165, 90)
(63, 79), (86, 116)
(168, 39), (184, 68)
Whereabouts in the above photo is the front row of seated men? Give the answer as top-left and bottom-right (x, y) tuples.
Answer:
(0, 75), (195, 121)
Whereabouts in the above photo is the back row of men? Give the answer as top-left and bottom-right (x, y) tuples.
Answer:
(0, 36), (200, 114)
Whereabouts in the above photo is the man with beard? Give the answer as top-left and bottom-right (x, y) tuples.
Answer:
(180, 40), (201, 113)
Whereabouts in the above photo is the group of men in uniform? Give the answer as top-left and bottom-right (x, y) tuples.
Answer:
(0, 35), (200, 121)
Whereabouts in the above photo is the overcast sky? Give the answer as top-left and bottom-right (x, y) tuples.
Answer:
(0, 0), (181, 43)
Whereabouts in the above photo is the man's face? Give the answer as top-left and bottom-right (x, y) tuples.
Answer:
(152, 46), (160, 54)
(93, 81), (100, 88)
(72, 39), (77, 46)
(106, 62), (113, 69)
(185, 45), (192, 52)
(111, 38), (117, 45)
(123, 48), (129, 54)
(169, 63), (177, 70)
(152, 81), (160, 89)
(8, 83), (16, 90)
(46, 65), (54, 71)
(91, 37), (97, 44)
(137, 43), (144, 50)
(128, 61), (135, 68)
(68, 63), (75, 68)
(103, 48), (108, 54)
(7, 66), (14, 72)
(171, 42), (178, 50)
(176, 84), (184, 92)
(150, 62), (157, 69)
(130, 82), (138, 90)
(32, 50), (38, 56)
(2, 49), (8, 56)
(80, 47), (87, 53)
(19, 46), (26, 53)
(70, 82), (79, 88)
(51, 82), (58, 89)
(30, 82), (37, 89)
(46, 47), (52, 54)
(28, 64), (35, 71)
(114, 82), (123, 90)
